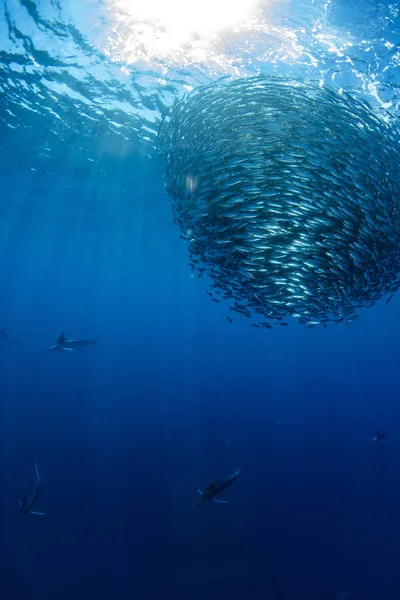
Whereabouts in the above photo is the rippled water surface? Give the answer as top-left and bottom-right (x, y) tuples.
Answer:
(1, 0), (400, 195)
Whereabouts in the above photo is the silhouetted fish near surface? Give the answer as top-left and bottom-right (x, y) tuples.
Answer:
(50, 332), (101, 352)
(193, 462), (241, 508)
(0, 329), (20, 344)
(19, 462), (45, 518)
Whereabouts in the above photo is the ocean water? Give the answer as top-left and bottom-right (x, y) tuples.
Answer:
(1, 1), (400, 599)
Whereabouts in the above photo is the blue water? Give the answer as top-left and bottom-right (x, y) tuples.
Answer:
(1, 0), (400, 599)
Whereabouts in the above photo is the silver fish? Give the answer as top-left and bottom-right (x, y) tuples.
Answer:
(159, 76), (400, 327)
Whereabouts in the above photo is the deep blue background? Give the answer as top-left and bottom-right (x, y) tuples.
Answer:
(1, 159), (400, 600)
(1, 0), (400, 598)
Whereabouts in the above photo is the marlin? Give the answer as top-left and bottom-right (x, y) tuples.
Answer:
(193, 461), (242, 509)
(50, 332), (100, 352)
(19, 461), (45, 518)
(372, 430), (387, 443)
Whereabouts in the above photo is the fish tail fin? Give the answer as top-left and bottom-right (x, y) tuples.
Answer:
(30, 511), (45, 516)
(34, 461), (40, 483)
(92, 333), (101, 344)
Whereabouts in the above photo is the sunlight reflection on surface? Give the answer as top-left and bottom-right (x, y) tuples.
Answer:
(103, 0), (279, 68)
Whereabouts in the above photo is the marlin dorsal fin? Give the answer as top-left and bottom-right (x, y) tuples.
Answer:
(57, 332), (66, 344)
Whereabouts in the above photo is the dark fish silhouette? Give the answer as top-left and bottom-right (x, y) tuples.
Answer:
(19, 462), (45, 518)
(50, 332), (100, 352)
(372, 430), (387, 443)
(193, 462), (241, 508)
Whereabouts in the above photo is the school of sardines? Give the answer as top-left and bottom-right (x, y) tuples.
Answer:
(158, 76), (400, 328)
